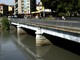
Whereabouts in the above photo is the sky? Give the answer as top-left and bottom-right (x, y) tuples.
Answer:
(0, 0), (14, 5)
(0, 0), (40, 5)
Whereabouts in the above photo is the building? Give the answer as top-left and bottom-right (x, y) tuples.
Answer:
(14, 0), (24, 17)
(32, 2), (51, 18)
(14, 0), (36, 17)
(14, 0), (24, 14)
(30, 0), (36, 13)
(24, 0), (30, 14)
(0, 4), (14, 17)
(8, 5), (14, 16)
(0, 4), (8, 16)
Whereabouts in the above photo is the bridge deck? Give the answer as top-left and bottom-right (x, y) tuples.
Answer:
(11, 18), (80, 34)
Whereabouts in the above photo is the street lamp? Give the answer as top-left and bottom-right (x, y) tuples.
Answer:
(43, 7), (45, 19)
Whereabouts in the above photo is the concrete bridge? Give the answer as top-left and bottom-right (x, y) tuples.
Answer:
(10, 18), (80, 46)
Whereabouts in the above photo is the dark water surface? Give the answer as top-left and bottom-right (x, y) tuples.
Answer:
(0, 30), (80, 60)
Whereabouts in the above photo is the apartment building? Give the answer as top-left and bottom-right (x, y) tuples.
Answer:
(15, 0), (24, 14)
(24, 0), (30, 14)
(14, 0), (36, 15)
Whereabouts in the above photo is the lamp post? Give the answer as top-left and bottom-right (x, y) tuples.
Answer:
(43, 7), (45, 19)
(39, 9), (42, 19)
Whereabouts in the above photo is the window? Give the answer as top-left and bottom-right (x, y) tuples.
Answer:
(27, 0), (30, 2)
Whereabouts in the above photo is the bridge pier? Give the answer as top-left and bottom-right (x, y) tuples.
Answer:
(17, 25), (26, 35)
(35, 28), (51, 46)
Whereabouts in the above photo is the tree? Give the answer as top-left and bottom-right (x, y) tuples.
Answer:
(2, 17), (10, 30)
(56, 0), (73, 16)
(76, 0), (80, 16)
(41, 0), (80, 17)
(41, 0), (60, 16)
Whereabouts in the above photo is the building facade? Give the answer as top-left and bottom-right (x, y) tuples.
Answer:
(30, 0), (36, 13)
(8, 5), (14, 16)
(0, 4), (14, 17)
(15, 0), (24, 14)
(0, 4), (8, 16)
(14, 0), (36, 15)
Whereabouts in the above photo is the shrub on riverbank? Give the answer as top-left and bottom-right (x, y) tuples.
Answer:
(2, 17), (10, 30)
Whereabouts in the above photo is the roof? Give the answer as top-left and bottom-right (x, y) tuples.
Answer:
(0, 4), (8, 6)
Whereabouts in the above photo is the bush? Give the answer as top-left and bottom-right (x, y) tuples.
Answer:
(58, 13), (65, 16)
(2, 17), (10, 30)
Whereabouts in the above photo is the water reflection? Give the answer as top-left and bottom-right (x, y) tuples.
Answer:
(1, 30), (80, 60)
(16, 31), (80, 60)
(36, 46), (52, 60)
(0, 30), (32, 60)
(1, 31), (10, 43)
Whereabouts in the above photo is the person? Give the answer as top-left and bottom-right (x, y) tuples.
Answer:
(35, 15), (38, 19)
(62, 16), (65, 20)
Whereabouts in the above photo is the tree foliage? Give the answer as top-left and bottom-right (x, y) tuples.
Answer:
(41, 0), (80, 16)
(2, 17), (10, 30)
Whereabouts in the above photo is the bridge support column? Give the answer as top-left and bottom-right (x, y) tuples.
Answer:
(17, 25), (26, 35)
(35, 29), (51, 46)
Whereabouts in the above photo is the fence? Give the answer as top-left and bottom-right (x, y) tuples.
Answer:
(55, 17), (80, 21)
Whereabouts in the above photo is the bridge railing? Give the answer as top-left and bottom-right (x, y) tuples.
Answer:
(10, 18), (80, 30)
(53, 17), (80, 21)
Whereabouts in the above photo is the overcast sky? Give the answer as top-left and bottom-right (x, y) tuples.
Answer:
(0, 0), (40, 5)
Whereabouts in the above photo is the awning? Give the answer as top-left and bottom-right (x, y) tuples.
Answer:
(31, 11), (41, 14)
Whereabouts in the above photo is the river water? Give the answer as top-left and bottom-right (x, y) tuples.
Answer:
(0, 29), (80, 60)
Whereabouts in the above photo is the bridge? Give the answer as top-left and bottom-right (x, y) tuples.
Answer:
(10, 18), (80, 46)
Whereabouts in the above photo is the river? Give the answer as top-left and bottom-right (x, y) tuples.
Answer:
(0, 28), (80, 60)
